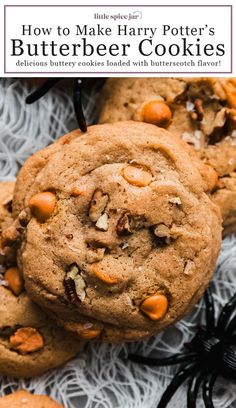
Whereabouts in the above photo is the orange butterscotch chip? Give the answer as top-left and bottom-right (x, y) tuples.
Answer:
(71, 186), (87, 197)
(140, 294), (168, 320)
(78, 328), (101, 340)
(28, 192), (56, 222)
(91, 263), (118, 285)
(203, 164), (218, 192)
(10, 327), (44, 354)
(141, 100), (172, 128)
(5, 267), (24, 296)
(122, 165), (152, 187)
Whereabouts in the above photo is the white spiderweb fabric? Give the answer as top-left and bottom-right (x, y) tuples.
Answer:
(0, 77), (236, 408)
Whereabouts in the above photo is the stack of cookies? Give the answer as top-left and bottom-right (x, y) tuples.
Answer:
(1, 77), (235, 404)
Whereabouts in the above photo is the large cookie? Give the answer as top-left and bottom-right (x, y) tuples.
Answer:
(99, 78), (236, 235)
(0, 390), (63, 408)
(3, 122), (221, 342)
(0, 182), (83, 378)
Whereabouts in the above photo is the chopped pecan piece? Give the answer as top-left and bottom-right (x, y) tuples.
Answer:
(152, 224), (172, 245)
(89, 189), (109, 222)
(169, 197), (182, 205)
(116, 212), (131, 235)
(64, 264), (86, 303)
(194, 98), (204, 121)
(86, 247), (106, 263)
(95, 213), (109, 231)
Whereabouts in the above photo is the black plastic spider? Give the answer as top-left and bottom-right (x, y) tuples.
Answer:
(25, 78), (106, 133)
(128, 288), (236, 407)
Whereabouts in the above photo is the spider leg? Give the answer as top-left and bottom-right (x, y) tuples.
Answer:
(25, 78), (62, 103)
(187, 369), (204, 408)
(224, 314), (236, 337)
(217, 293), (236, 332)
(204, 288), (215, 332)
(73, 79), (87, 132)
(128, 351), (197, 367)
(202, 372), (217, 408)
(157, 363), (197, 408)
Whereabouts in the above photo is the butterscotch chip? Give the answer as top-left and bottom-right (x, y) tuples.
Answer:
(99, 77), (236, 235)
(10, 327), (44, 354)
(28, 192), (56, 222)
(78, 328), (101, 340)
(122, 165), (152, 187)
(90, 263), (118, 285)
(202, 164), (218, 192)
(141, 99), (172, 127)
(5, 267), (24, 296)
(11, 122), (221, 343)
(140, 294), (168, 320)
(71, 186), (87, 196)
(0, 390), (64, 408)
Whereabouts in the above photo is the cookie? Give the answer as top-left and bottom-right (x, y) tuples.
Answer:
(0, 182), (83, 378)
(99, 78), (236, 235)
(3, 122), (221, 343)
(0, 390), (63, 408)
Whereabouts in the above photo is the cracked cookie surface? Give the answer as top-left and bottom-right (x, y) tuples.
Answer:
(7, 122), (221, 342)
(0, 182), (83, 378)
(99, 78), (236, 235)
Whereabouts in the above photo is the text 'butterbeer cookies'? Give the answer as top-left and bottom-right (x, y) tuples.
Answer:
(0, 182), (83, 378)
(0, 390), (63, 408)
(99, 78), (236, 235)
(5, 122), (221, 342)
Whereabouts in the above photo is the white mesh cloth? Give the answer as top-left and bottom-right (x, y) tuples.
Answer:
(0, 78), (236, 408)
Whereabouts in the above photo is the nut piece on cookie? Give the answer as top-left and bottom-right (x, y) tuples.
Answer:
(153, 224), (172, 245)
(28, 191), (56, 222)
(86, 247), (106, 263)
(95, 213), (109, 231)
(64, 264), (86, 302)
(89, 189), (109, 222)
(116, 212), (132, 235)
